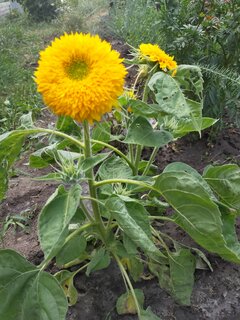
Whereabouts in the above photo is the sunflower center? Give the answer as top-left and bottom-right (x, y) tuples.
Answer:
(66, 60), (88, 80)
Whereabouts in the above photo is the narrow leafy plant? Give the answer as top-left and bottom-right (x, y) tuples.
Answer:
(1, 33), (240, 319)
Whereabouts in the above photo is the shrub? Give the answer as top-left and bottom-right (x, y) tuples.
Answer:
(18, 0), (61, 22)
(109, 0), (240, 129)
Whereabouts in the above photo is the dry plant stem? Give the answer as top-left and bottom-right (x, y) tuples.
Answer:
(114, 254), (142, 318)
(83, 120), (106, 242)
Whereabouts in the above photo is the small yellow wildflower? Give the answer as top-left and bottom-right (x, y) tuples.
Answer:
(139, 43), (177, 75)
(35, 33), (127, 123)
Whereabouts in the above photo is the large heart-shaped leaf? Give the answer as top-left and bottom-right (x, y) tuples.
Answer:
(39, 184), (81, 261)
(153, 170), (240, 263)
(0, 249), (68, 320)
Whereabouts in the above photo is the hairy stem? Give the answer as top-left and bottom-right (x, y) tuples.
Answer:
(83, 121), (106, 242)
(94, 178), (158, 193)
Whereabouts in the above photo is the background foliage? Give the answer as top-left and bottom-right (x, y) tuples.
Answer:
(109, 0), (240, 129)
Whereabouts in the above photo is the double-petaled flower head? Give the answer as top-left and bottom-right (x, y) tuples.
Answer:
(138, 43), (177, 75)
(35, 33), (127, 123)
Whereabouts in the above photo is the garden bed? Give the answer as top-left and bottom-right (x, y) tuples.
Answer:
(1, 107), (240, 319)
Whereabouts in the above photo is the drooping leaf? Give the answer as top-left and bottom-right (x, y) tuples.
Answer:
(54, 270), (78, 306)
(0, 249), (68, 320)
(203, 164), (240, 212)
(124, 116), (173, 147)
(153, 170), (240, 263)
(168, 248), (196, 305)
(116, 289), (144, 315)
(149, 248), (195, 305)
(106, 196), (167, 263)
(192, 248), (213, 271)
(56, 234), (87, 267)
(86, 248), (111, 276)
(38, 184), (81, 261)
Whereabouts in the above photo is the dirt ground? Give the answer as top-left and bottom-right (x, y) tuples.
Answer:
(1, 39), (240, 319)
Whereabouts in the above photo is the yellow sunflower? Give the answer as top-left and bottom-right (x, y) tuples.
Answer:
(34, 33), (127, 123)
(139, 43), (177, 74)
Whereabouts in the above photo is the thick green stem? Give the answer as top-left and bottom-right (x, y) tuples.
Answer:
(142, 146), (159, 176)
(114, 254), (141, 318)
(83, 121), (106, 242)
(94, 178), (158, 193)
(79, 199), (94, 222)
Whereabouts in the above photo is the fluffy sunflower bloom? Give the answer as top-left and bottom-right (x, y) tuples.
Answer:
(34, 33), (127, 123)
(139, 43), (177, 74)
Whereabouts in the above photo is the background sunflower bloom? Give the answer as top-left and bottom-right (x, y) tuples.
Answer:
(34, 33), (127, 123)
(139, 43), (177, 74)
